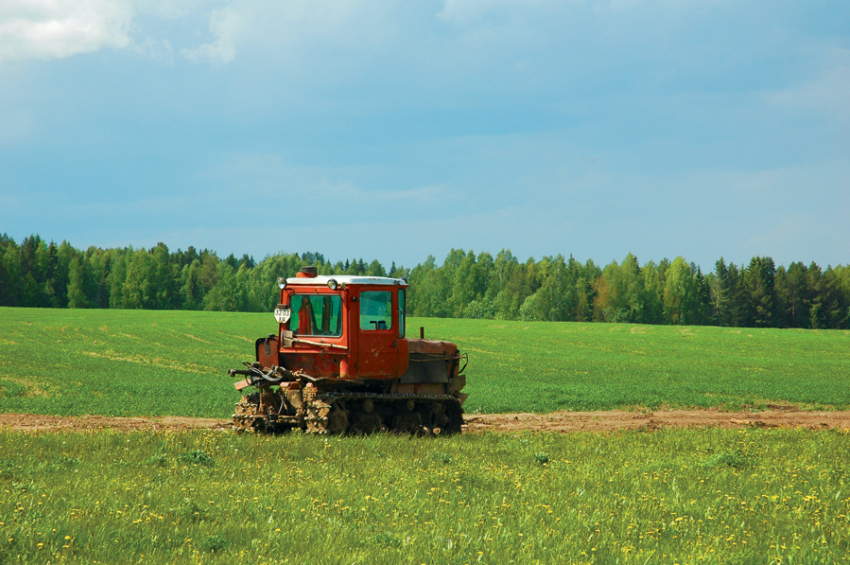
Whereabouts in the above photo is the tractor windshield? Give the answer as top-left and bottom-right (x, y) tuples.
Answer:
(290, 294), (343, 336)
(360, 291), (393, 331)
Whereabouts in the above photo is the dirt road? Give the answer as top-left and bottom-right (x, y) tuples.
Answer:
(463, 409), (850, 433)
(2, 409), (849, 434)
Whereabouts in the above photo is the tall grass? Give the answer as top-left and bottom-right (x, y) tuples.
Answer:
(1, 427), (849, 564)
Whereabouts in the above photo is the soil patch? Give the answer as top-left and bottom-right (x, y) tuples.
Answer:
(1, 409), (849, 434)
(0, 413), (230, 433)
(462, 409), (850, 434)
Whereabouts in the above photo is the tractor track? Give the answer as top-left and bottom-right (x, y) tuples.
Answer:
(1, 409), (850, 433)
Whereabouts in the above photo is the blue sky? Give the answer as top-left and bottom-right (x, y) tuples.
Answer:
(1, 0), (848, 271)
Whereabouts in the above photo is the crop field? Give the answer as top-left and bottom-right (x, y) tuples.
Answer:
(1, 427), (849, 564)
(2, 308), (850, 564)
(1, 307), (849, 417)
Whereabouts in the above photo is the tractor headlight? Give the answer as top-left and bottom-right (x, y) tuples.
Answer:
(274, 305), (291, 323)
(277, 277), (287, 290)
(327, 278), (339, 290)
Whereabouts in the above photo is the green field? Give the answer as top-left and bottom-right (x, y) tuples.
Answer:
(2, 427), (849, 565)
(2, 308), (850, 564)
(1, 307), (849, 417)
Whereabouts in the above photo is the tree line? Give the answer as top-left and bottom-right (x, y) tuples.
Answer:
(407, 250), (850, 329)
(1, 234), (848, 329)
(0, 235), (400, 313)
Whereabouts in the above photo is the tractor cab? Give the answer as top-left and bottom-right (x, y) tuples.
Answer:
(255, 267), (410, 381)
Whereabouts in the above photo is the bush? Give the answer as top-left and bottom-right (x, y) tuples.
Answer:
(702, 449), (749, 469)
(178, 450), (214, 467)
(201, 534), (226, 552)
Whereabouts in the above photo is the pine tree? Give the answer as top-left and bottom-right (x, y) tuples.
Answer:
(692, 265), (711, 325)
(0, 242), (19, 306)
(744, 256), (777, 327)
(712, 258), (731, 326)
(776, 262), (807, 328)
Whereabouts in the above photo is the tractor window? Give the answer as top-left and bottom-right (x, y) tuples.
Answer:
(360, 291), (393, 331)
(290, 294), (342, 336)
(398, 289), (406, 338)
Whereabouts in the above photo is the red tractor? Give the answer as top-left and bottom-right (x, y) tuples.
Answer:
(229, 266), (468, 434)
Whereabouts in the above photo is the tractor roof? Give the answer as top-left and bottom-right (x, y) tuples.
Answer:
(285, 275), (408, 287)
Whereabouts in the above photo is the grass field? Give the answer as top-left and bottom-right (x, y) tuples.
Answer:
(2, 308), (850, 564)
(2, 428), (849, 564)
(1, 307), (849, 417)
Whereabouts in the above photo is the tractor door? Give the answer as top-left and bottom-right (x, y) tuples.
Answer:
(355, 288), (398, 378)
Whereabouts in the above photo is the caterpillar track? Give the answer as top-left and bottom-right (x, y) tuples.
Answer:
(233, 390), (464, 436)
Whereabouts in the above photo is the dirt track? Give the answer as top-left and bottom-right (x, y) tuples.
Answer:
(2, 409), (850, 434)
(0, 413), (231, 433)
(463, 409), (850, 433)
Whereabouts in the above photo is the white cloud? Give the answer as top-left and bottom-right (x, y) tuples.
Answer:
(133, 37), (173, 60)
(180, 7), (241, 63)
(243, 0), (387, 49)
(179, 0), (403, 65)
(133, 0), (211, 19)
(0, 0), (134, 61)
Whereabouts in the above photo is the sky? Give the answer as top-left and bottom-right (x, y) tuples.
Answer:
(0, 0), (848, 271)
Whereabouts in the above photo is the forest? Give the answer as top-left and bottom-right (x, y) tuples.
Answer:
(1, 234), (848, 329)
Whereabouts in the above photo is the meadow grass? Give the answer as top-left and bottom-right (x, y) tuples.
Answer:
(0, 307), (849, 417)
(1, 427), (848, 564)
(0, 308), (260, 417)
(424, 318), (850, 413)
